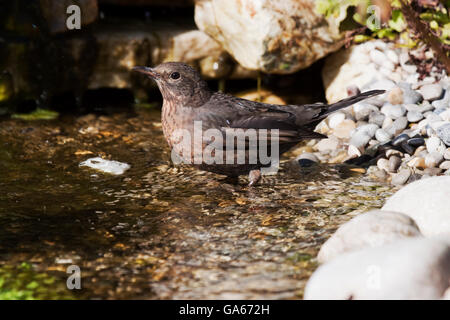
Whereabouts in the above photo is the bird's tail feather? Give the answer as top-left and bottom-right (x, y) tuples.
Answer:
(324, 89), (385, 116)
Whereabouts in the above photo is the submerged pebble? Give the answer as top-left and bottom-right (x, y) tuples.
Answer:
(79, 157), (131, 175)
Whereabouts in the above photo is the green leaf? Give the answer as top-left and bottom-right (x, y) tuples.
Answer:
(420, 11), (450, 24)
(354, 34), (373, 43)
(11, 108), (59, 121)
(389, 10), (406, 32)
(375, 28), (397, 40)
(442, 23), (450, 41)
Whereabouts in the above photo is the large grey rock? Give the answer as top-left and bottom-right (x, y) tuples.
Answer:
(317, 210), (421, 264)
(195, 0), (344, 74)
(305, 237), (450, 299)
(382, 176), (450, 236)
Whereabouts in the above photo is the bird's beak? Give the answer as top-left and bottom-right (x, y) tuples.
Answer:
(132, 66), (160, 79)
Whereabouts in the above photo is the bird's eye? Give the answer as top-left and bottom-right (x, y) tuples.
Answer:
(170, 72), (180, 80)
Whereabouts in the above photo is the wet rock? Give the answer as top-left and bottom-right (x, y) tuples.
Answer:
(317, 210), (421, 264)
(407, 137), (425, 148)
(392, 133), (410, 147)
(305, 238), (450, 299)
(195, 0), (344, 74)
(401, 141), (416, 155)
(296, 152), (318, 167)
(79, 157), (130, 175)
(392, 168), (412, 185)
(367, 166), (388, 180)
(199, 53), (234, 79)
(382, 176), (450, 236)
(436, 123), (450, 146)
(419, 84), (444, 101)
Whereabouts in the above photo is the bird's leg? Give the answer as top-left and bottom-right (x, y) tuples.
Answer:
(248, 169), (261, 187)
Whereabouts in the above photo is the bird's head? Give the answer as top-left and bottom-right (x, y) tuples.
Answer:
(133, 62), (212, 107)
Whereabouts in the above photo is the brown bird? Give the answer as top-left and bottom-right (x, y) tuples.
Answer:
(133, 62), (384, 186)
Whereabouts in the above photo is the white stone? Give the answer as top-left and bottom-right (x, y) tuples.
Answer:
(305, 237), (450, 299)
(79, 157), (130, 175)
(426, 136), (446, 155)
(381, 103), (406, 119)
(425, 152), (444, 168)
(332, 119), (356, 139)
(385, 49), (399, 64)
(315, 137), (340, 153)
(328, 112), (346, 129)
(419, 84), (444, 101)
(382, 176), (450, 236)
(317, 210), (421, 264)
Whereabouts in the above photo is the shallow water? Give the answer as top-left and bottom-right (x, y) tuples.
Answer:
(0, 107), (393, 299)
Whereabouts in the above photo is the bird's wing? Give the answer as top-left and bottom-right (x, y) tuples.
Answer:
(195, 94), (326, 153)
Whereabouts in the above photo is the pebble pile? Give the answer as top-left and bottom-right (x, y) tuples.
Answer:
(298, 40), (450, 186)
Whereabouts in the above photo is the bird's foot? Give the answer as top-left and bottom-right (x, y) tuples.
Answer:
(248, 169), (261, 187)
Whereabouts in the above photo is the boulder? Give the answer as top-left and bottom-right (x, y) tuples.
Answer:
(382, 176), (450, 236)
(195, 0), (344, 74)
(317, 210), (421, 264)
(305, 237), (450, 299)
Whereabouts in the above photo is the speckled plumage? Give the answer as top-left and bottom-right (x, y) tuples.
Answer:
(133, 62), (384, 185)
